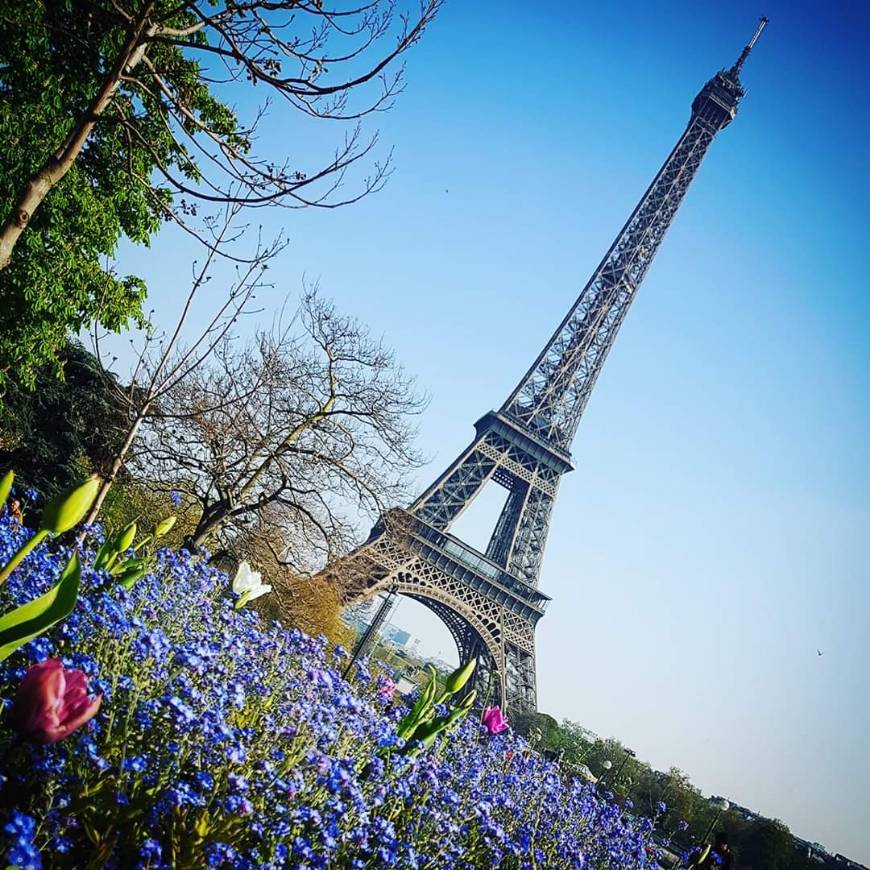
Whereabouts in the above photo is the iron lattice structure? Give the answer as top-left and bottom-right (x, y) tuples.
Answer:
(329, 19), (767, 712)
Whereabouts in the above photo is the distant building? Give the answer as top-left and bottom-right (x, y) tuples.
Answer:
(831, 857), (868, 870)
(385, 627), (411, 648)
(792, 837), (829, 863)
(395, 676), (417, 696)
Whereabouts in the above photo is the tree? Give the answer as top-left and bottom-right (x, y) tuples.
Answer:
(85, 202), (281, 522)
(226, 506), (353, 645)
(0, 340), (129, 499)
(0, 0), (440, 385)
(510, 710), (563, 749)
(654, 766), (706, 843)
(739, 818), (794, 870)
(135, 292), (424, 560)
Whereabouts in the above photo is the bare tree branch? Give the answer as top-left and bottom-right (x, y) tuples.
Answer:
(0, 0), (441, 270)
(86, 200), (285, 520)
(134, 291), (426, 572)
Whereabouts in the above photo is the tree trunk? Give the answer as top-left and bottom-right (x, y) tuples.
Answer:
(189, 502), (229, 550)
(184, 399), (338, 548)
(0, 7), (156, 271)
(86, 409), (147, 525)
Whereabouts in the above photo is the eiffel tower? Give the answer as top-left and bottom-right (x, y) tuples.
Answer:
(331, 18), (768, 712)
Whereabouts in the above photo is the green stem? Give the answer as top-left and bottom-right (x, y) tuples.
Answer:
(133, 534), (153, 552)
(0, 528), (49, 585)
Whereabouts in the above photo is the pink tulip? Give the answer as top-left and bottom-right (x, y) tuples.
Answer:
(8, 659), (102, 744)
(482, 705), (508, 735)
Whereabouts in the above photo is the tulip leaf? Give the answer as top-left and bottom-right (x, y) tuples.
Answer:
(397, 671), (437, 740)
(0, 469), (13, 506)
(110, 556), (147, 578)
(0, 554), (81, 661)
(116, 565), (149, 590)
(93, 537), (116, 570)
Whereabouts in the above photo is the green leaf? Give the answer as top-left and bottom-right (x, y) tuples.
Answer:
(0, 469), (13, 506)
(0, 554), (81, 661)
(110, 556), (147, 578)
(116, 564), (148, 591)
(396, 666), (438, 740)
(93, 536), (116, 570)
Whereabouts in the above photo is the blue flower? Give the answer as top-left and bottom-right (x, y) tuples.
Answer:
(123, 756), (147, 773)
(138, 837), (163, 866)
(3, 811), (41, 869)
(0, 510), (660, 869)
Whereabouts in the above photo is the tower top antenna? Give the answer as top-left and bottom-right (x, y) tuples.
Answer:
(730, 16), (769, 77)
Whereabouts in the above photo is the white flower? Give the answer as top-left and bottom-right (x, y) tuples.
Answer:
(232, 561), (272, 608)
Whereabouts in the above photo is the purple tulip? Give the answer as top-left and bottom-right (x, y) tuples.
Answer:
(482, 705), (508, 735)
(8, 659), (102, 744)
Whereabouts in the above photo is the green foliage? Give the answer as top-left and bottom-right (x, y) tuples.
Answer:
(394, 661), (477, 757)
(739, 818), (794, 870)
(0, 1), (230, 384)
(0, 466), (178, 664)
(0, 473), (92, 660)
(510, 709), (563, 749)
(0, 554), (80, 661)
(100, 481), (195, 554)
(511, 707), (808, 865)
(93, 513), (177, 592)
(0, 473), (99, 585)
(0, 341), (128, 499)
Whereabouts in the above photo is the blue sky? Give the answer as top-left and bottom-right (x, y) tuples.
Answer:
(114, 1), (870, 861)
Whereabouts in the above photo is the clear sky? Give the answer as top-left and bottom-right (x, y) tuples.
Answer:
(113, 1), (870, 861)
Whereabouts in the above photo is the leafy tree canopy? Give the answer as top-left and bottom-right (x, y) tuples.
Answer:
(0, 1), (166, 383)
(0, 0), (439, 388)
(0, 340), (128, 499)
(740, 818), (794, 870)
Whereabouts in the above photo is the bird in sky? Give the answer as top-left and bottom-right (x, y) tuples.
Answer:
(817, 649), (824, 657)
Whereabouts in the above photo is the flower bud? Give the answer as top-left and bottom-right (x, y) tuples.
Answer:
(8, 658), (102, 744)
(116, 521), (137, 553)
(459, 688), (478, 711)
(0, 469), (13, 506)
(482, 705), (509, 735)
(41, 476), (101, 535)
(443, 658), (476, 695)
(154, 516), (176, 538)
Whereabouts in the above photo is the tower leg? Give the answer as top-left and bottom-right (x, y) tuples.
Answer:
(504, 642), (537, 714)
(344, 583), (398, 677)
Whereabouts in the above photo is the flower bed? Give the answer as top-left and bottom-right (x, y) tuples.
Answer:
(0, 513), (657, 868)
